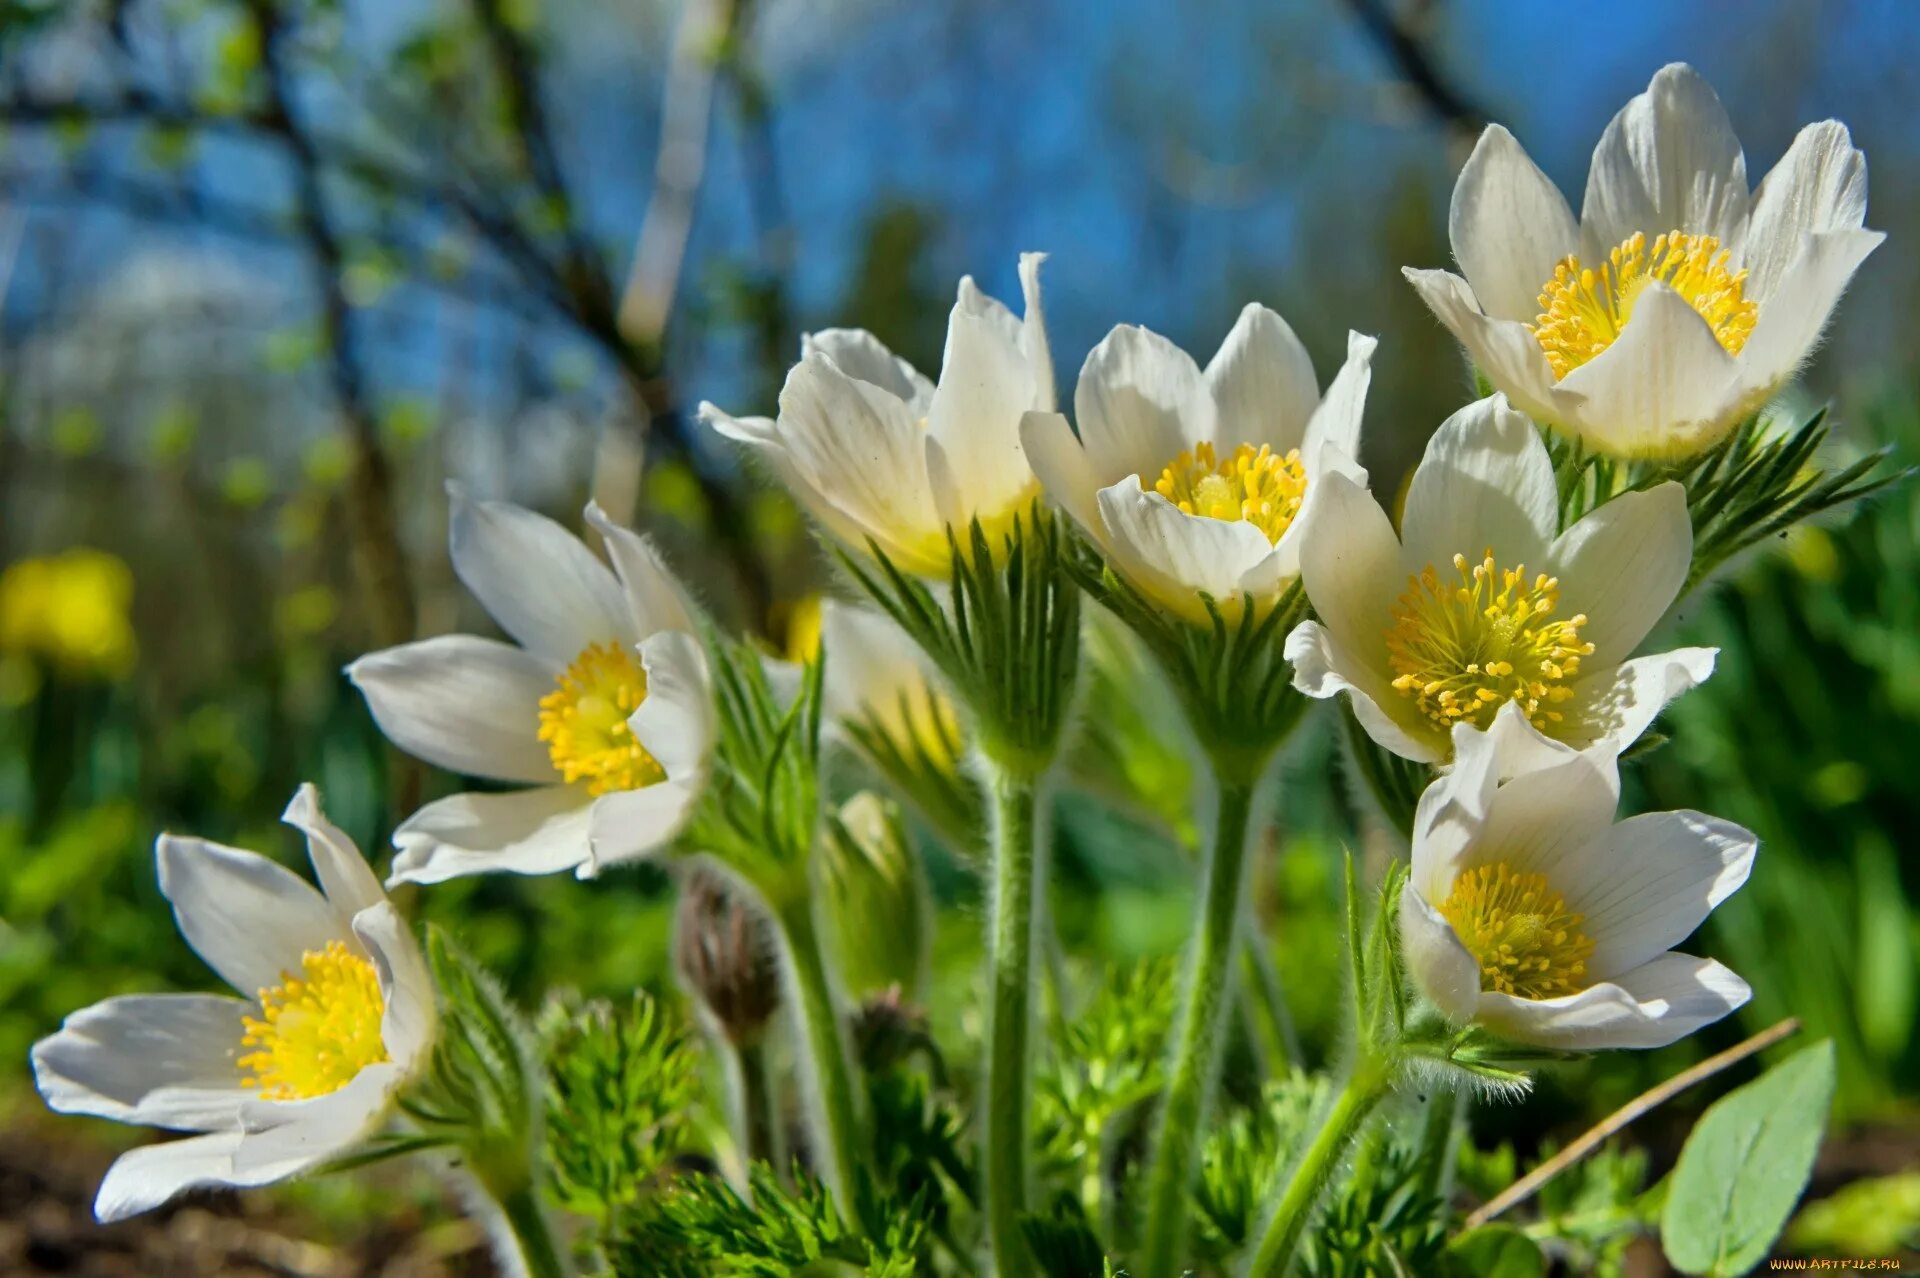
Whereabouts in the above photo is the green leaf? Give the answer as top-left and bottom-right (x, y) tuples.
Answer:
(1444, 1225), (1544, 1278)
(1660, 1039), (1836, 1276)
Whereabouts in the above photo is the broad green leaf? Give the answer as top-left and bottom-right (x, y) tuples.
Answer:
(1660, 1039), (1836, 1276)
(1445, 1224), (1544, 1278)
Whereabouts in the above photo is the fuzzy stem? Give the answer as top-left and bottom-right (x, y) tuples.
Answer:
(735, 1036), (781, 1172)
(495, 1179), (570, 1278)
(1244, 1055), (1392, 1277)
(981, 755), (1043, 1278)
(1139, 774), (1259, 1277)
(1239, 910), (1301, 1067)
(774, 895), (863, 1209)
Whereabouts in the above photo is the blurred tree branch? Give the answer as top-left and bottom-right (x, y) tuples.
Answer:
(1343, 0), (1486, 144)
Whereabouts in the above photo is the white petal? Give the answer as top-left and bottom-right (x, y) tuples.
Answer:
(1559, 811), (1756, 979)
(802, 328), (935, 414)
(1285, 621), (1441, 764)
(820, 598), (938, 725)
(33, 995), (251, 1132)
(1743, 121), (1869, 301)
(1298, 331), (1378, 466)
(631, 629), (715, 780)
(1554, 282), (1740, 460)
(157, 836), (343, 997)
(583, 502), (696, 637)
(776, 354), (946, 570)
(352, 903), (435, 1069)
(93, 1131), (279, 1223)
(1074, 325), (1215, 482)
(586, 779), (701, 875)
(448, 490), (630, 662)
(1729, 228), (1884, 408)
(1567, 646), (1716, 755)
(1398, 884), (1482, 1022)
(388, 786), (592, 886)
(700, 401), (780, 447)
(347, 636), (558, 785)
(1017, 252), (1056, 413)
(1581, 63), (1749, 254)
(1020, 410), (1105, 537)
(925, 285), (1041, 523)
(1402, 269), (1562, 425)
(1401, 395), (1558, 569)
(1450, 124), (1580, 323)
(702, 400), (887, 556)
(1095, 480), (1281, 622)
(282, 784), (385, 921)
(230, 1062), (400, 1176)
(1476, 952), (1748, 1051)
(1204, 303), (1319, 451)
(1549, 482), (1691, 668)
(1413, 703), (1588, 896)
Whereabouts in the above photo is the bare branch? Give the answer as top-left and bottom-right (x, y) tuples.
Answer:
(1343, 0), (1487, 141)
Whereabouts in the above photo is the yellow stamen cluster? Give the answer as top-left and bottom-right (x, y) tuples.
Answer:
(538, 642), (666, 795)
(1149, 442), (1308, 545)
(1532, 230), (1758, 379)
(1438, 863), (1595, 999)
(239, 941), (388, 1100)
(1386, 552), (1594, 732)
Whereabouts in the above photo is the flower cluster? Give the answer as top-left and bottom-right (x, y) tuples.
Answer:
(29, 62), (1886, 1278)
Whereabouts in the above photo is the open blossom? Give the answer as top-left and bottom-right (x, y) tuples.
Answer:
(1398, 706), (1754, 1049)
(1286, 395), (1712, 764)
(699, 254), (1054, 576)
(1022, 308), (1375, 622)
(32, 787), (435, 1221)
(349, 492), (713, 885)
(1406, 63), (1881, 459)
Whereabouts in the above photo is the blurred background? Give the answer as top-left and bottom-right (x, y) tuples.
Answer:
(1, 0), (1915, 1271)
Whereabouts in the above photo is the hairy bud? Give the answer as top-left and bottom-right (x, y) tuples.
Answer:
(674, 867), (782, 1048)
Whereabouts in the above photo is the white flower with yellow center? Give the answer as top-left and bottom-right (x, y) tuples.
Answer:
(1020, 306), (1375, 623)
(348, 492), (713, 885)
(32, 786), (435, 1222)
(699, 254), (1054, 576)
(1398, 706), (1755, 1049)
(1286, 395), (1713, 764)
(1405, 63), (1882, 459)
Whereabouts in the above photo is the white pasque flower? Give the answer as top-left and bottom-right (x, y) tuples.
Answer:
(1286, 395), (1713, 764)
(699, 254), (1054, 576)
(349, 492), (713, 885)
(1398, 705), (1755, 1050)
(32, 786), (435, 1222)
(819, 596), (964, 771)
(1021, 306), (1375, 622)
(1406, 62), (1882, 459)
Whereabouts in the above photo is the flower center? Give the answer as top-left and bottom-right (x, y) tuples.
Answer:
(1385, 552), (1593, 732)
(1148, 442), (1308, 544)
(1532, 230), (1758, 379)
(1438, 863), (1595, 999)
(239, 941), (388, 1100)
(538, 641), (666, 795)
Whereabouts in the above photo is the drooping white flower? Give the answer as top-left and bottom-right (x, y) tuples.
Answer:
(348, 492), (713, 885)
(32, 786), (436, 1222)
(1406, 63), (1882, 459)
(699, 254), (1054, 576)
(1021, 307), (1375, 622)
(1285, 395), (1712, 764)
(1398, 705), (1754, 1050)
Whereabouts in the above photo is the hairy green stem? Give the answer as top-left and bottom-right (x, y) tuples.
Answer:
(775, 895), (863, 1209)
(735, 1036), (780, 1172)
(982, 757), (1043, 1278)
(495, 1179), (570, 1278)
(1140, 775), (1259, 1277)
(1239, 910), (1301, 1067)
(1245, 1057), (1392, 1277)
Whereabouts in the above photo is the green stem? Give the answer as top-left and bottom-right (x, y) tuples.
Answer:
(1139, 775), (1259, 1278)
(982, 757), (1042, 1278)
(775, 895), (863, 1209)
(1245, 1057), (1392, 1277)
(496, 1180), (570, 1278)
(736, 1036), (781, 1173)
(1239, 909), (1300, 1068)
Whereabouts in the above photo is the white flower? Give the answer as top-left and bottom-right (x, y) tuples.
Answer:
(348, 492), (714, 885)
(32, 786), (436, 1222)
(1398, 706), (1754, 1050)
(1285, 395), (1712, 764)
(819, 597), (964, 770)
(1406, 63), (1882, 459)
(700, 254), (1054, 576)
(1021, 306), (1375, 622)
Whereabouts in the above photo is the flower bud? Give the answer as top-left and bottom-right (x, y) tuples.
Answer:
(820, 792), (929, 999)
(674, 867), (781, 1048)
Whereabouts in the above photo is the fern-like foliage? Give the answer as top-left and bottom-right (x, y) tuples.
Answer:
(1190, 1073), (1327, 1262)
(1294, 1140), (1449, 1278)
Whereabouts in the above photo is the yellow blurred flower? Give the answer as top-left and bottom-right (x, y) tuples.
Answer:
(0, 548), (138, 678)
